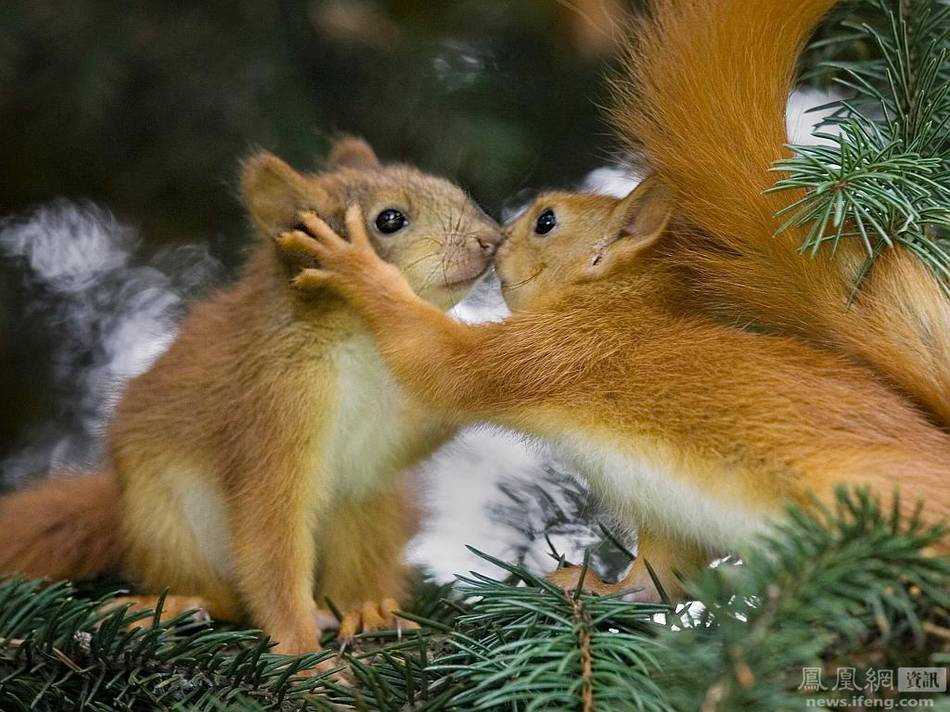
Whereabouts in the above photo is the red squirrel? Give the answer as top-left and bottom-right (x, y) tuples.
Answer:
(276, 0), (950, 600)
(0, 137), (502, 656)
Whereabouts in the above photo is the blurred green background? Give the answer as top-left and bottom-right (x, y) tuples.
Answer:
(0, 0), (631, 482)
(0, 0), (628, 247)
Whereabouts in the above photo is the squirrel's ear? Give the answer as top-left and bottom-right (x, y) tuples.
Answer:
(241, 152), (332, 235)
(587, 177), (674, 279)
(327, 137), (380, 170)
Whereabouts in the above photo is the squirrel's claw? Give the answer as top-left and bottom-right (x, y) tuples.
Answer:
(276, 229), (323, 259)
(333, 598), (419, 647)
(292, 268), (334, 291)
(296, 209), (350, 249)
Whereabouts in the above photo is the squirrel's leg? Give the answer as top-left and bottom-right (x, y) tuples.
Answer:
(228, 466), (323, 657)
(620, 531), (711, 601)
(119, 466), (244, 623)
(102, 594), (213, 624)
(546, 529), (711, 603)
(314, 479), (420, 643)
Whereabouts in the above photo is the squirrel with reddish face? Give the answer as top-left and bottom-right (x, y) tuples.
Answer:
(278, 0), (949, 601)
(0, 137), (501, 657)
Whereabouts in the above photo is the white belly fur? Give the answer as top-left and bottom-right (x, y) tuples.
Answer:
(320, 333), (441, 500)
(172, 470), (235, 577)
(557, 434), (770, 552)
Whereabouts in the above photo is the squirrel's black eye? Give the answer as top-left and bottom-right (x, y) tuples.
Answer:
(534, 209), (557, 236)
(375, 208), (408, 234)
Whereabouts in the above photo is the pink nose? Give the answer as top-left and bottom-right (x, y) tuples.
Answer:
(476, 235), (497, 256)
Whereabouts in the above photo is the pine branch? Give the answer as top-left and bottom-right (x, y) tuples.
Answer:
(432, 549), (668, 712)
(3, 490), (947, 710)
(656, 489), (949, 711)
(772, 0), (950, 294)
(489, 467), (636, 580)
(329, 489), (949, 711)
(0, 581), (338, 711)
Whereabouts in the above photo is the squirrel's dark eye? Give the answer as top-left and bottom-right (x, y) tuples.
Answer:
(534, 209), (557, 236)
(375, 208), (408, 234)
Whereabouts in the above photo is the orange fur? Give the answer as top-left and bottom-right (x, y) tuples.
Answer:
(0, 471), (122, 581)
(283, 167), (949, 600)
(610, 0), (950, 426)
(0, 138), (501, 656)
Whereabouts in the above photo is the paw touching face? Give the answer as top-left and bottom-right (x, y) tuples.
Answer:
(241, 138), (502, 310)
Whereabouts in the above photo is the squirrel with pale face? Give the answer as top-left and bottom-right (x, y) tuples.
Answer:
(0, 137), (502, 657)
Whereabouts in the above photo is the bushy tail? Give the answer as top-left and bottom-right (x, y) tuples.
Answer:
(0, 472), (123, 581)
(611, 0), (950, 426)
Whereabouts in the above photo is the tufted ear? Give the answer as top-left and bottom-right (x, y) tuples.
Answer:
(241, 152), (334, 236)
(327, 136), (380, 170)
(585, 176), (674, 279)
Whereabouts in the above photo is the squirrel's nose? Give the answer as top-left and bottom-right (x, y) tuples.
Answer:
(476, 234), (499, 257)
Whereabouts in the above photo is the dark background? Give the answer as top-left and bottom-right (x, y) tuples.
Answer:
(0, 0), (631, 485)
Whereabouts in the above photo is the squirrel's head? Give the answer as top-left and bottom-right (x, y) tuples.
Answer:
(496, 177), (674, 311)
(241, 137), (502, 309)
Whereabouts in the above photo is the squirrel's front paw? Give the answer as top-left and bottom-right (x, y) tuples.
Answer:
(320, 598), (419, 647)
(546, 564), (665, 603)
(545, 565), (617, 596)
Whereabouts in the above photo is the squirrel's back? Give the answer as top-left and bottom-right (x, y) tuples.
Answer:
(611, 0), (950, 426)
